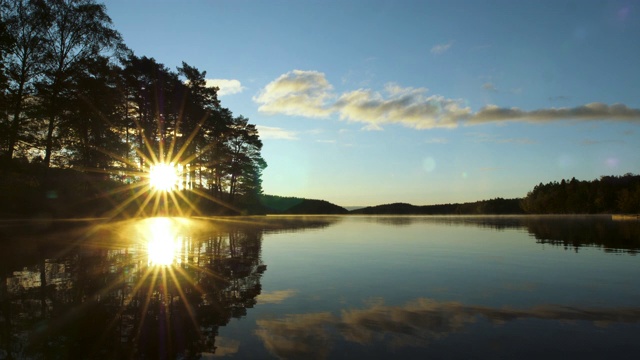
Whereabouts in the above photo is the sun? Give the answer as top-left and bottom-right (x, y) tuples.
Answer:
(149, 163), (178, 191)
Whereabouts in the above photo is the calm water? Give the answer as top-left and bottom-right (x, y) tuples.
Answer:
(1, 215), (639, 359)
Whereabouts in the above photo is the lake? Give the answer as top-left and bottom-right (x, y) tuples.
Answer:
(1, 215), (639, 359)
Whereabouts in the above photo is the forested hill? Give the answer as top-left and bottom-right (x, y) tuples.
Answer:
(521, 173), (640, 214)
(259, 195), (349, 215)
(351, 198), (523, 215)
(351, 174), (640, 215)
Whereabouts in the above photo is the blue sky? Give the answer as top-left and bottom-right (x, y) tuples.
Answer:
(103, 0), (640, 207)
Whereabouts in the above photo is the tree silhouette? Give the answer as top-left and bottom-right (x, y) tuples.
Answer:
(37, 0), (122, 169)
(1, 0), (48, 161)
(0, 0), (266, 216)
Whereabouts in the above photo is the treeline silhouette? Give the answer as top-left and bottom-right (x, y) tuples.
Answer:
(259, 194), (349, 215)
(521, 173), (640, 214)
(0, 0), (265, 216)
(351, 174), (640, 215)
(351, 198), (523, 215)
(357, 215), (640, 254)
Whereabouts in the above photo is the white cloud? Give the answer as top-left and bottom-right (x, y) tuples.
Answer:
(334, 86), (471, 129)
(253, 70), (334, 117)
(256, 125), (298, 140)
(431, 41), (453, 55)
(204, 79), (244, 96)
(255, 70), (640, 130)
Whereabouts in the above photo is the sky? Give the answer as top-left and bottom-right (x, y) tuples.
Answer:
(102, 0), (640, 207)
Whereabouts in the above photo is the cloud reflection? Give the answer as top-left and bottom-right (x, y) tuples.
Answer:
(256, 289), (298, 304)
(255, 313), (335, 360)
(255, 298), (640, 358)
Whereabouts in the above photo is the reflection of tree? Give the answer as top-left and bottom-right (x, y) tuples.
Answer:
(0, 216), (341, 358)
(363, 215), (528, 229)
(362, 215), (640, 254)
(522, 216), (640, 254)
(0, 218), (277, 359)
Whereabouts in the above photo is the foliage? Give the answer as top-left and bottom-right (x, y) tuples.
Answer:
(521, 174), (640, 214)
(0, 0), (267, 215)
(259, 194), (349, 214)
(352, 175), (640, 215)
(351, 198), (524, 215)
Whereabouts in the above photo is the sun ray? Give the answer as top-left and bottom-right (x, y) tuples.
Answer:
(190, 188), (240, 213)
(105, 180), (148, 194)
(130, 115), (160, 166)
(169, 112), (209, 166)
(134, 266), (161, 342)
(133, 191), (157, 218)
(104, 185), (152, 218)
(167, 190), (186, 217)
(167, 266), (202, 334)
(163, 191), (170, 216)
(59, 82), (250, 221)
(170, 261), (225, 288)
(172, 190), (202, 217)
(164, 97), (185, 166)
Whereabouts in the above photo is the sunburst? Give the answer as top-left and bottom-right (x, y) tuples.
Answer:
(148, 163), (179, 192)
(85, 107), (240, 219)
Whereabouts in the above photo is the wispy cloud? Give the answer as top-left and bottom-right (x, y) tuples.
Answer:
(204, 79), (244, 96)
(482, 82), (498, 92)
(580, 139), (624, 146)
(255, 125), (298, 140)
(482, 82), (521, 95)
(255, 70), (640, 130)
(468, 103), (640, 125)
(361, 123), (384, 131)
(431, 41), (453, 55)
(425, 137), (449, 144)
(468, 132), (535, 145)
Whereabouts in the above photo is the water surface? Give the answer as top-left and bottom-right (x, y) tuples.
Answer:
(1, 215), (639, 359)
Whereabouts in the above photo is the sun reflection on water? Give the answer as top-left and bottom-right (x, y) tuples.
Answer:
(144, 217), (182, 266)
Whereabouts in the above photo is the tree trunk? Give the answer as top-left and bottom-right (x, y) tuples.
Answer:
(43, 114), (56, 168)
(7, 79), (26, 160)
